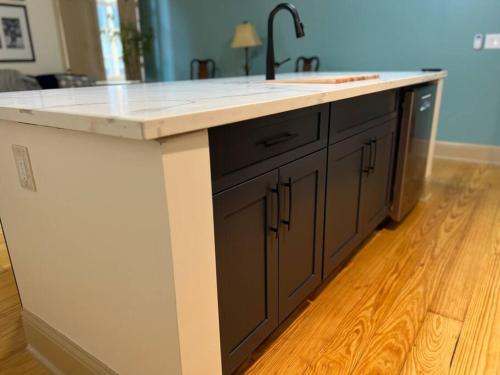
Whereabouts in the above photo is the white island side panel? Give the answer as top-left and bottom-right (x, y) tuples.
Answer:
(0, 120), (182, 374)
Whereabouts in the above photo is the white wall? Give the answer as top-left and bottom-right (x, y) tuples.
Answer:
(0, 120), (182, 374)
(0, 0), (65, 75)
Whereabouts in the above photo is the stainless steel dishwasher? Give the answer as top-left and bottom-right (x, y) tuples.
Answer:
(391, 83), (437, 222)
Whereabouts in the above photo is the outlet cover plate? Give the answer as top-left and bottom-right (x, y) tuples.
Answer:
(12, 145), (37, 192)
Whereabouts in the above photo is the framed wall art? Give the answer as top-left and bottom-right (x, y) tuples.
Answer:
(0, 4), (35, 62)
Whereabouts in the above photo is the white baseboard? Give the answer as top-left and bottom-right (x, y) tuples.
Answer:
(434, 141), (500, 165)
(22, 309), (117, 375)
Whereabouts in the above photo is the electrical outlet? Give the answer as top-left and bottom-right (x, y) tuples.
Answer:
(484, 34), (500, 49)
(12, 145), (37, 192)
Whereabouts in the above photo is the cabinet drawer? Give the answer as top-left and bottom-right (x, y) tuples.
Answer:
(330, 90), (398, 144)
(210, 104), (329, 193)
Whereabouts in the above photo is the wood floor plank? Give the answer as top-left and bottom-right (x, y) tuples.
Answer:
(347, 166), (489, 375)
(0, 257), (49, 374)
(0, 271), (26, 361)
(245, 161), (485, 375)
(0, 349), (52, 375)
(303, 195), (469, 375)
(244, 190), (446, 374)
(400, 312), (462, 375)
(493, 201), (500, 257)
(245, 206), (435, 374)
(449, 254), (500, 375)
(430, 190), (500, 321)
(0, 224), (11, 272)
(430, 160), (481, 189)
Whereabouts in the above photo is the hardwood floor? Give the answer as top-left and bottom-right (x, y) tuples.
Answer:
(244, 159), (500, 375)
(0, 226), (50, 374)
(0, 225), (12, 272)
(0, 160), (498, 374)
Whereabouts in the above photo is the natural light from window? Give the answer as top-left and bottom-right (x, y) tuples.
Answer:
(97, 0), (126, 81)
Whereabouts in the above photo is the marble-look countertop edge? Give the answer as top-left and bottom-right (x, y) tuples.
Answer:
(143, 72), (446, 140)
(0, 107), (146, 140)
(0, 71), (447, 141)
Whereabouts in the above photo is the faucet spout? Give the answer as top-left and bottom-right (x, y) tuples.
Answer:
(266, 3), (305, 80)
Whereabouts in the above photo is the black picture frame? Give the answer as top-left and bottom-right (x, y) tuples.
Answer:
(0, 3), (35, 62)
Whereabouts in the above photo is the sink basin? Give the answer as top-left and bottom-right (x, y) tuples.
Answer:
(268, 74), (380, 84)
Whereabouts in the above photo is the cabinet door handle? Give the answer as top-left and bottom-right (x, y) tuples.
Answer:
(259, 132), (299, 147)
(369, 139), (377, 172)
(420, 102), (432, 112)
(281, 178), (293, 230)
(269, 185), (280, 238)
(363, 142), (372, 174)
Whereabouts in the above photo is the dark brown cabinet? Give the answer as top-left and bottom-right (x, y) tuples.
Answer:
(213, 170), (279, 374)
(323, 132), (366, 277)
(330, 90), (398, 143)
(210, 90), (401, 373)
(323, 119), (396, 278)
(210, 104), (329, 193)
(278, 150), (326, 322)
(359, 120), (396, 235)
(213, 150), (326, 374)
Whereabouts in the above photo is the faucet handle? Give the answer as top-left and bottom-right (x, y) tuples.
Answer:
(274, 57), (291, 68)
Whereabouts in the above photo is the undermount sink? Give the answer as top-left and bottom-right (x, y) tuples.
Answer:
(268, 74), (380, 84)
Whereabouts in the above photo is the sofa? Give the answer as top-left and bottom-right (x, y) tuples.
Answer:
(0, 69), (96, 92)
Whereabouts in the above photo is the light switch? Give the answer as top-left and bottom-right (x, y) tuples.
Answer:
(484, 34), (500, 49)
(473, 33), (484, 50)
(12, 145), (37, 192)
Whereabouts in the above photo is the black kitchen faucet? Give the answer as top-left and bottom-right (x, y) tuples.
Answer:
(266, 3), (305, 80)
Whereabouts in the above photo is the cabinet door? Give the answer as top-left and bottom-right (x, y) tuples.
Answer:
(360, 120), (397, 234)
(323, 133), (368, 279)
(213, 171), (279, 374)
(278, 150), (326, 322)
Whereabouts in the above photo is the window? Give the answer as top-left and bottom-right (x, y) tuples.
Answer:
(97, 0), (126, 81)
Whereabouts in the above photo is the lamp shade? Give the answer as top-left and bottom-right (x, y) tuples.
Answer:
(231, 22), (262, 48)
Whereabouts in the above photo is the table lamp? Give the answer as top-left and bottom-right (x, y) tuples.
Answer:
(231, 21), (262, 76)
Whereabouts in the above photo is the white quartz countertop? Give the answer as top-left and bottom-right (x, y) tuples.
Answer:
(0, 71), (446, 140)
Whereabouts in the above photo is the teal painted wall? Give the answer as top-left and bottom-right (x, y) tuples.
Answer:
(141, 0), (500, 146)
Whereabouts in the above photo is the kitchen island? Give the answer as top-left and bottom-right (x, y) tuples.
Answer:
(0, 71), (446, 375)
